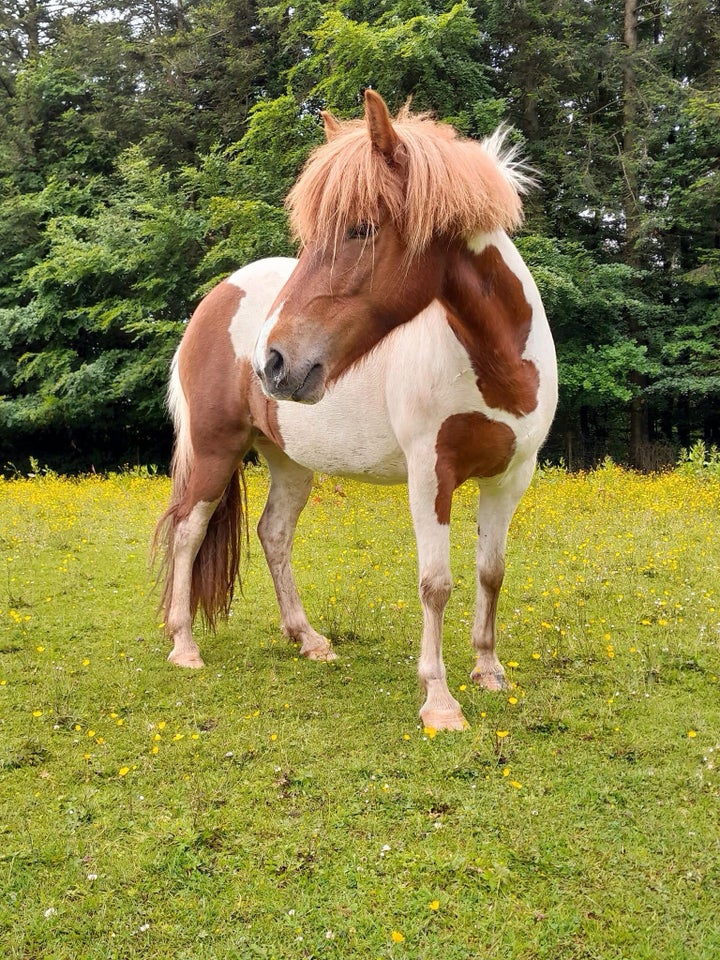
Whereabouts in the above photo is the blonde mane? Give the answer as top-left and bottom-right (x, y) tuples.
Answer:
(287, 106), (533, 257)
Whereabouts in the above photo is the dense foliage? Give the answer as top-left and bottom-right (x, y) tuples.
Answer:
(0, 0), (718, 470)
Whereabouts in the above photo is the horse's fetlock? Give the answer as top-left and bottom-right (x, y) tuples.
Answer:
(418, 659), (447, 687)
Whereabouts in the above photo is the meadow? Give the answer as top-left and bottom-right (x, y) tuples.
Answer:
(1, 461), (718, 959)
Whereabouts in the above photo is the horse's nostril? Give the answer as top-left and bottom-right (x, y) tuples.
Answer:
(263, 348), (285, 386)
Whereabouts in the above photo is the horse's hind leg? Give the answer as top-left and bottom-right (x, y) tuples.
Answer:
(256, 442), (336, 661)
(166, 495), (220, 668)
(161, 450), (246, 668)
(471, 462), (534, 690)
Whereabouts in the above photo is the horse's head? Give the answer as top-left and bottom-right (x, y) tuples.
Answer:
(254, 90), (527, 403)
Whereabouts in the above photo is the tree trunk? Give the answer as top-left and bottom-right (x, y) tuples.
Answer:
(622, 0), (647, 467)
(25, 0), (41, 59)
(622, 0), (639, 250)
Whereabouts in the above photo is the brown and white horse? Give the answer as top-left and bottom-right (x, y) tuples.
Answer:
(156, 91), (557, 731)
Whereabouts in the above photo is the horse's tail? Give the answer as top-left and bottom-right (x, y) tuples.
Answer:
(153, 352), (249, 632)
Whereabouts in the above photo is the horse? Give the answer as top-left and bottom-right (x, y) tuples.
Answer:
(155, 90), (558, 731)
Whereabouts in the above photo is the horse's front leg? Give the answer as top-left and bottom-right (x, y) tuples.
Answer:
(256, 442), (336, 661)
(408, 462), (467, 731)
(471, 463), (534, 690)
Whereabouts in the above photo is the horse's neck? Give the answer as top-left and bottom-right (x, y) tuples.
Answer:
(442, 231), (528, 316)
(440, 231), (540, 417)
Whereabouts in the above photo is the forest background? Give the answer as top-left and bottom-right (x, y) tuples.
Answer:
(0, 0), (718, 473)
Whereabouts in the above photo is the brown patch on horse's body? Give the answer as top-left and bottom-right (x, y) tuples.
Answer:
(443, 245), (539, 417)
(434, 413), (516, 525)
(178, 281), (250, 489)
(241, 359), (285, 448)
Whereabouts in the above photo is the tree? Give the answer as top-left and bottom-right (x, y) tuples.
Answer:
(0, 147), (208, 467)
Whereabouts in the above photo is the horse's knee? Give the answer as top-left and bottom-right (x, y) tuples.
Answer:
(419, 571), (452, 614)
(478, 558), (505, 595)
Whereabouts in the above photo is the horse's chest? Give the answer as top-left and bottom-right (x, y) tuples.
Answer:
(271, 309), (490, 482)
(276, 380), (408, 482)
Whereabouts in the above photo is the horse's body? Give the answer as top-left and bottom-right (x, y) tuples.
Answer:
(157, 92), (558, 730)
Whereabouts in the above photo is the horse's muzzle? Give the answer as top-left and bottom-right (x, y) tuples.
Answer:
(255, 348), (326, 404)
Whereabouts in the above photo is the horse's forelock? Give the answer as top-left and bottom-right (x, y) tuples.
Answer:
(287, 127), (404, 252)
(287, 110), (526, 257)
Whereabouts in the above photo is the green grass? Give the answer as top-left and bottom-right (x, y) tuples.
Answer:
(1, 463), (719, 959)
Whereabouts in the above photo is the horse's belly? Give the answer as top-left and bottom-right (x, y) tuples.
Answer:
(275, 386), (408, 482)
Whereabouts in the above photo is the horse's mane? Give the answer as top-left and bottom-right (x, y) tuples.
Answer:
(287, 105), (534, 257)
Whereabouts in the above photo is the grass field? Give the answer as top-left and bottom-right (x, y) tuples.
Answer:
(1, 462), (719, 959)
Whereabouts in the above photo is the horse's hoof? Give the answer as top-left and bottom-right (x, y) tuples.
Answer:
(168, 650), (205, 669)
(470, 668), (508, 691)
(302, 644), (338, 662)
(420, 708), (469, 731)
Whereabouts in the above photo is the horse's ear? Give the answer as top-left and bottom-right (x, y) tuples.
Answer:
(321, 110), (343, 141)
(364, 89), (400, 162)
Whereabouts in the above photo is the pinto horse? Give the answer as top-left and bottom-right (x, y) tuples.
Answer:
(155, 91), (557, 731)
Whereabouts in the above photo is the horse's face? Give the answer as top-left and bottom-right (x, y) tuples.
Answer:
(253, 220), (443, 403)
(253, 89), (448, 404)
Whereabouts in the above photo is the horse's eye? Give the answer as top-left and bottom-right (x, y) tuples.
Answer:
(346, 222), (378, 241)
